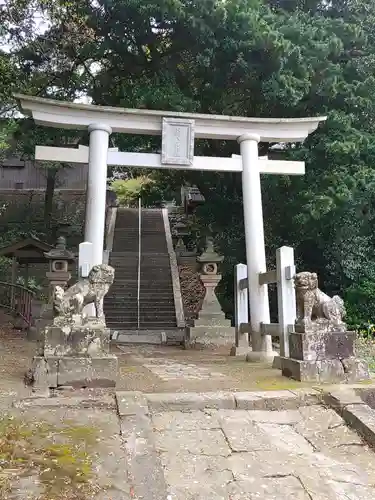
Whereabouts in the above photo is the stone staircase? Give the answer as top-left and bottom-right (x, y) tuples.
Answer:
(104, 207), (184, 344)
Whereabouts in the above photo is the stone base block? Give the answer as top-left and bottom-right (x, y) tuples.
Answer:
(280, 356), (370, 383)
(31, 355), (118, 389)
(193, 316), (231, 327)
(32, 356), (58, 389)
(289, 330), (355, 361)
(43, 324), (111, 357)
(187, 325), (235, 347)
(57, 356), (118, 388)
(272, 355), (282, 370)
(230, 345), (252, 356)
(246, 350), (279, 364)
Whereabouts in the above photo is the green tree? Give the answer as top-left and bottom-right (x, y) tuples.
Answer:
(4, 0), (375, 322)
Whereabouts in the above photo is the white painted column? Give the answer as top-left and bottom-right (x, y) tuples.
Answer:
(232, 263), (251, 356)
(238, 133), (274, 362)
(276, 246), (296, 358)
(84, 123), (112, 266)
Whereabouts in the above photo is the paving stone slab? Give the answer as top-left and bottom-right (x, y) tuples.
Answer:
(159, 452), (233, 488)
(228, 451), (300, 479)
(120, 411), (168, 500)
(235, 390), (300, 410)
(152, 410), (221, 431)
(296, 405), (344, 434)
(7, 406), (130, 499)
(220, 417), (273, 452)
(143, 359), (226, 381)
(146, 391), (235, 411)
(342, 403), (375, 448)
(306, 451), (371, 486)
(167, 484), (231, 500)
(323, 388), (365, 412)
(247, 409), (302, 424)
(257, 422), (315, 454)
(327, 481), (375, 500)
(116, 391), (149, 416)
(227, 476), (312, 500)
(154, 428), (231, 456)
(289, 387), (322, 404)
(13, 394), (116, 409)
(301, 423), (364, 451)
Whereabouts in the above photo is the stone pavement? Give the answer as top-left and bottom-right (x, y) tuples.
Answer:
(3, 332), (375, 498)
(114, 344), (315, 393)
(2, 388), (375, 499)
(116, 389), (375, 500)
(150, 406), (375, 499)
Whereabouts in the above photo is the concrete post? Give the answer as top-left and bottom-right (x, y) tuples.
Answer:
(238, 133), (274, 362)
(79, 241), (95, 316)
(84, 123), (112, 267)
(231, 263), (250, 355)
(276, 246), (296, 358)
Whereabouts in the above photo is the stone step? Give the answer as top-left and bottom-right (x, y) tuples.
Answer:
(111, 275), (172, 280)
(108, 321), (177, 329)
(105, 303), (176, 310)
(106, 309), (176, 317)
(109, 264), (170, 268)
(110, 288), (173, 292)
(108, 289), (173, 294)
(106, 295), (175, 300)
(105, 304), (175, 310)
(112, 330), (184, 344)
(106, 303), (174, 308)
(110, 251), (168, 256)
(105, 306), (175, 312)
(110, 282), (173, 286)
(109, 283), (173, 289)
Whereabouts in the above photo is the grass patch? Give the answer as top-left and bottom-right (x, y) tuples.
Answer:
(0, 415), (99, 499)
(356, 336), (375, 372)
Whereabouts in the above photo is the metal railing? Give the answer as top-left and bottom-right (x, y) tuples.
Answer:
(137, 197), (142, 330)
(0, 281), (35, 326)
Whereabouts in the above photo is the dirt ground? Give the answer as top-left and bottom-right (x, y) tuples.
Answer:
(2, 321), (371, 398)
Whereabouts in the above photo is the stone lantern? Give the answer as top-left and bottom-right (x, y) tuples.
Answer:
(44, 236), (75, 303)
(30, 237), (75, 343)
(187, 236), (234, 348)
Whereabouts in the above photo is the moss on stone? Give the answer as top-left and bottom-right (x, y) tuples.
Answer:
(0, 415), (99, 499)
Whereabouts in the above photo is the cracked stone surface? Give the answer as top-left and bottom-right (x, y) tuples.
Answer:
(150, 406), (375, 499)
(142, 359), (227, 381)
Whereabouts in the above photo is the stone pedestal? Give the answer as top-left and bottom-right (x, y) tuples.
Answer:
(187, 274), (235, 347)
(32, 316), (118, 389)
(32, 355), (118, 389)
(27, 262), (117, 392)
(280, 324), (369, 383)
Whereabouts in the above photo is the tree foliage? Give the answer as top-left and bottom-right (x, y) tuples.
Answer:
(2, 0), (375, 324)
(110, 175), (161, 207)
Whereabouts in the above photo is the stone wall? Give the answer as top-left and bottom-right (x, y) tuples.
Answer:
(178, 265), (205, 326)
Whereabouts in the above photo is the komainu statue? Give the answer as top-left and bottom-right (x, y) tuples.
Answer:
(53, 264), (115, 321)
(294, 271), (346, 327)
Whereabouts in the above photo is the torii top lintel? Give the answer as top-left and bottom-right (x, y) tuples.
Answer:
(15, 94), (326, 143)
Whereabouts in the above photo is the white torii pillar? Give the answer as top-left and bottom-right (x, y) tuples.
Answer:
(84, 123), (112, 267)
(238, 134), (275, 361)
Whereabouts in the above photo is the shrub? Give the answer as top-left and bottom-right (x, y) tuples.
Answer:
(344, 280), (375, 330)
(110, 176), (157, 207)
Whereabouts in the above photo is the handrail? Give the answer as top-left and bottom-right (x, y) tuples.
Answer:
(137, 197), (141, 330)
(0, 280), (35, 326)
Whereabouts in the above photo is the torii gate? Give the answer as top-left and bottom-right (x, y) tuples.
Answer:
(16, 94), (326, 361)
